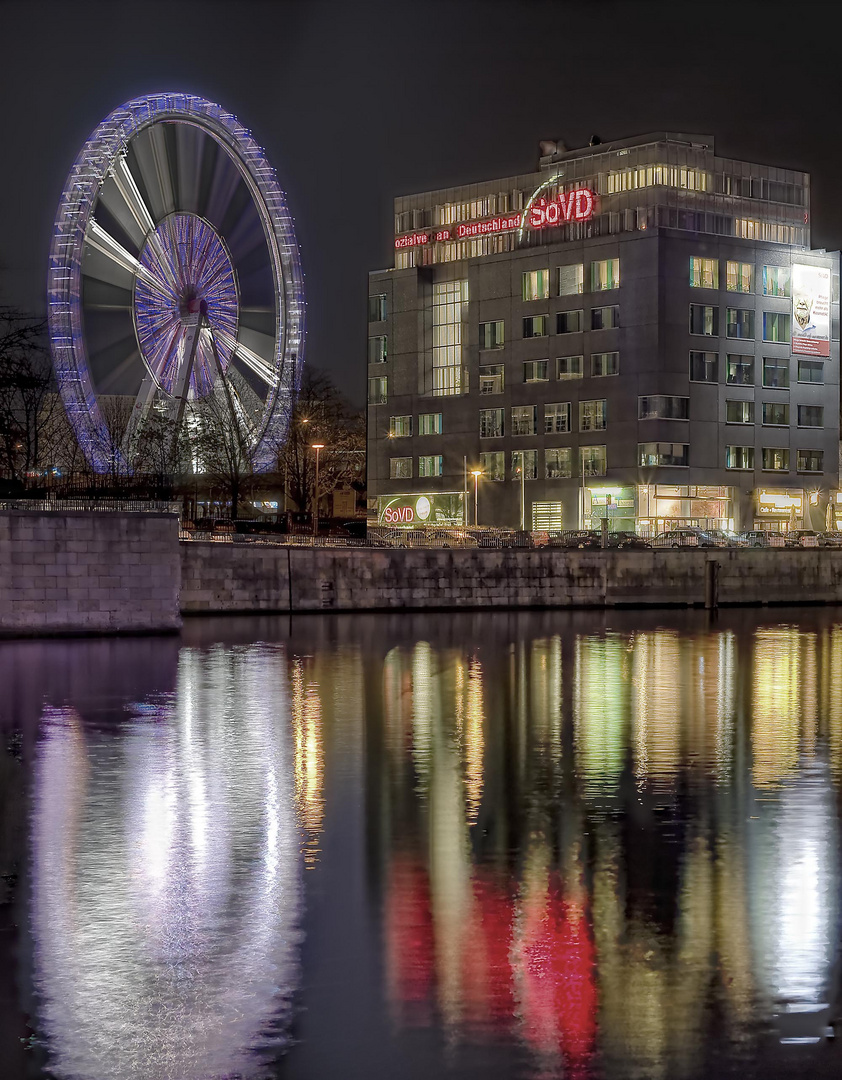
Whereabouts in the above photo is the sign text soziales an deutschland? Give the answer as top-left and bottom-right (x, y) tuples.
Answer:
(792, 263), (831, 357)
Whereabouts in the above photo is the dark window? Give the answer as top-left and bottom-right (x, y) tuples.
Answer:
(556, 310), (583, 334)
(762, 358), (789, 388)
(689, 351), (717, 382)
(798, 360), (824, 384)
(726, 355), (754, 385)
(368, 294), (387, 322)
(689, 305), (719, 335)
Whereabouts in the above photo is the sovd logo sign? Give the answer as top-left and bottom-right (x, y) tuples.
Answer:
(529, 188), (595, 228)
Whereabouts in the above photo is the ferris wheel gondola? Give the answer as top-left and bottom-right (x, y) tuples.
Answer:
(47, 92), (305, 473)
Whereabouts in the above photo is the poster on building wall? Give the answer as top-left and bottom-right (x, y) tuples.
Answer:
(792, 263), (831, 356)
(377, 492), (465, 527)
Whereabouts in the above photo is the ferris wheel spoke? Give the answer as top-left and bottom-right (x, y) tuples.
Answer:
(204, 147), (240, 227)
(85, 221), (172, 299)
(175, 122), (206, 214)
(215, 328), (279, 389)
(123, 368), (163, 456)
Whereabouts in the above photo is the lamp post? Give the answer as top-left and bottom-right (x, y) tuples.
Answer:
(311, 443), (325, 536)
(471, 470), (482, 526)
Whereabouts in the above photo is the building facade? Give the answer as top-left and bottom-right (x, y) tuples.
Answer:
(367, 133), (840, 533)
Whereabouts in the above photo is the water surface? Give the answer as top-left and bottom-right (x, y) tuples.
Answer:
(1, 609), (841, 1079)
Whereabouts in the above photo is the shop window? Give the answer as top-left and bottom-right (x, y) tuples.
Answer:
(763, 312), (791, 343)
(591, 305), (619, 330)
(558, 263), (584, 296)
(726, 400), (754, 424)
(544, 402), (571, 434)
(726, 355), (754, 385)
(798, 405), (824, 427)
(725, 445), (754, 469)
(726, 261), (753, 293)
(480, 320), (505, 349)
(512, 405), (537, 436)
(689, 351), (718, 382)
(557, 355), (583, 379)
(389, 457), (411, 479)
(762, 402), (789, 426)
(763, 265), (791, 297)
(479, 451), (505, 481)
(545, 448), (573, 479)
(523, 360), (549, 383)
(726, 308), (755, 339)
(580, 399), (607, 432)
(690, 304), (719, 335)
(479, 365), (504, 394)
(417, 412), (442, 435)
(523, 269), (550, 301)
(389, 415), (412, 437)
(591, 351), (619, 377)
(556, 310), (583, 334)
(479, 408), (504, 438)
(761, 448), (789, 471)
(690, 256), (719, 289)
(762, 358), (790, 388)
(590, 258), (620, 291)
(580, 445), (607, 477)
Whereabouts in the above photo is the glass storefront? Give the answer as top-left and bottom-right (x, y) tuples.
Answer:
(636, 485), (734, 535)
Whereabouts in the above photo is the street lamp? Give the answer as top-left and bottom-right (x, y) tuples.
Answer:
(311, 443), (325, 536)
(470, 470), (482, 526)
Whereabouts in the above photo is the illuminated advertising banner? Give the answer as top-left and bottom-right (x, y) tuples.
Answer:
(378, 492), (465, 527)
(792, 264), (831, 357)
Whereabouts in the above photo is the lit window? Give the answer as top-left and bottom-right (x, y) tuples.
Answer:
(479, 451), (505, 481)
(726, 308), (754, 339)
(798, 405), (824, 427)
(797, 449), (823, 472)
(580, 445), (607, 477)
(523, 360), (549, 383)
(523, 315), (548, 338)
(432, 280), (469, 396)
(368, 376), (387, 404)
(368, 294), (387, 322)
(763, 312), (791, 343)
(726, 355), (754, 385)
(480, 320), (505, 349)
(389, 456), (411, 479)
(591, 305), (619, 330)
(591, 352), (619, 377)
(418, 455), (443, 478)
(580, 399), (607, 431)
(726, 446), (754, 470)
(763, 265), (791, 297)
(557, 354), (583, 379)
(689, 304), (719, 335)
(479, 364), (504, 394)
(798, 359), (824, 384)
(418, 412), (442, 435)
(761, 447), (789, 471)
(545, 447), (573, 478)
(690, 256), (719, 289)
(511, 449), (538, 480)
(689, 351), (717, 382)
(762, 358), (789, 388)
(726, 261), (753, 293)
(558, 264), (584, 296)
(389, 415), (412, 437)
(726, 400), (754, 424)
(523, 270), (550, 301)
(368, 336), (387, 363)
(638, 396), (689, 420)
(512, 405), (537, 436)
(544, 402), (571, 434)
(479, 408), (504, 438)
(638, 442), (689, 467)
(590, 258), (620, 291)
(762, 402), (789, 426)
(556, 310), (583, 334)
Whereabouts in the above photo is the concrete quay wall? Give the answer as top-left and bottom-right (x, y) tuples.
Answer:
(179, 542), (842, 613)
(0, 511), (181, 635)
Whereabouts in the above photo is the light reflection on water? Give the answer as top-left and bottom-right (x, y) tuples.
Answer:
(0, 611), (841, 1079)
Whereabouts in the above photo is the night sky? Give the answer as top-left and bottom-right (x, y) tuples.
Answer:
(3, 0), (842, 406)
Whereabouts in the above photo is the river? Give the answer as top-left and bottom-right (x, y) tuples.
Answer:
(1, 609), (841, 1079)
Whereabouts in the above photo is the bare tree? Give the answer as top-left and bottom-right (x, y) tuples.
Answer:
(192, 388), (255, 519)
(0, 309), (57, 486)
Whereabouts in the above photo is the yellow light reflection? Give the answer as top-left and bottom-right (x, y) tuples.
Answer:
(291, 657), (325, 867)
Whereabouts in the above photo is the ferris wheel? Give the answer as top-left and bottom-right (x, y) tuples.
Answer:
(47, 93), (305, 473)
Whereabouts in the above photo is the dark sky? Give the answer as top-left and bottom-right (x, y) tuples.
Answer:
(2, 0), (842, 406)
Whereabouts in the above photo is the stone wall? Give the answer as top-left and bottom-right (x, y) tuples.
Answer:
(0, 511), (181, 635)
(179, 542), (842, 613)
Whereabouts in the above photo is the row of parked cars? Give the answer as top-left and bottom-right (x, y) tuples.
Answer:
(556, 526), (842, 549)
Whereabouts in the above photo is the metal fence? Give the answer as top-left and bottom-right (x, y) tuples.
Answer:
(0, 498), (182, 514)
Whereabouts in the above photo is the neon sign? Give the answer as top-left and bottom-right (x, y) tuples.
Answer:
(395, 231), (429, 249)
(455, 213), (522, 239)
(528, 188), (594, 227)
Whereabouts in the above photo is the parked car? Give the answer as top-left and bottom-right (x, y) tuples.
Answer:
(651, 527), (717, 549)
(608, 531), (650, 550)
(782, 530), (820, 548)
(549, 530), (602, 549)
(706, 529), (746, 547)
(740, 530), (774, 548)
(819, 531), (842, 548)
